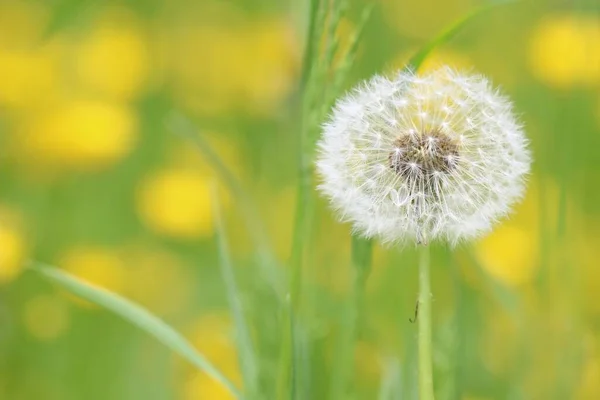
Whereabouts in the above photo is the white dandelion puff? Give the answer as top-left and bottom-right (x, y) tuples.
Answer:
(316, 67), (531, 245)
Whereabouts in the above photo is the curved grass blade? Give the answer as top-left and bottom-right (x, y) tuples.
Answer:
(166, 112), (283, 297)
(407, 0), (517, 71)
(29, 262), (242, 399)
(211, 186), (259, 396)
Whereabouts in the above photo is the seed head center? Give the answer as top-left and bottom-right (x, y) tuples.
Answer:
(389, 130), (459, 179)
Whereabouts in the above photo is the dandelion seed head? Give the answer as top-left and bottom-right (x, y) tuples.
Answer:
(316, 67), (531, 245)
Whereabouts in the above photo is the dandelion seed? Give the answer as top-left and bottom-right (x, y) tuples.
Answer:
(316, 67), (531, 245)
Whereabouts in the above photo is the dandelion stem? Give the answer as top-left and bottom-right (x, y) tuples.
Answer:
(418, 244), (435, 400)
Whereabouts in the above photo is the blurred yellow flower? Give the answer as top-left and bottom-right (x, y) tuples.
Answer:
(529, 15), (600, 88)
(473, 180), (560, 287)
(168, 15), (298, 116)
(475, 224), (538, 287)
(0, 208), (27, 284)
(22, 294), (70, 341)
(136, 168), (214, 239)
(18, 99), (138, 171)
(0, 42), (63, 110)
(182, 313), (240, 400)
(73, 13), (151, 101)
(0, 2), (63, 110)
(59, 246), (126, 307)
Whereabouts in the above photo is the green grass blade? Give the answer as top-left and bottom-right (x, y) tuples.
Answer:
(326, 3), (374, 107)
(211, 186), (259, 396)
(29, 262), (242, 399)
(166, 112), (283, 296)
(299, 0), (323, 92)
(407, 0), (517, 71)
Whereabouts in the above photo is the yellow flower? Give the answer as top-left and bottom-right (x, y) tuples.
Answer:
(236, 18), (299, 116)
(22, 294), (70, 341)
(59, 246), (126, 307)
(73, 10), (151, 101)
(529, 14), (600, 88)
(0, 208), (27, 284)
(475, 224), (538, 287)
(473, 180), (559, 287)
(0, 2), (64, 110)
(136, 168), (215, 239)
(182, 313), (240, 400)
(168, 14), (298, 116)
(0, 42), (63, 110)
(18, 99), (138, 171)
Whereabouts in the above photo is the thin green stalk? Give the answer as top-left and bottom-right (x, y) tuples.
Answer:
(407, 0), (516, 70)
(211, 186), (259, 396)
(299, 0), (323, 92)
(167, 113), (282, 297)
(418, 245), (435, 400)
(276, 1), (324, 398)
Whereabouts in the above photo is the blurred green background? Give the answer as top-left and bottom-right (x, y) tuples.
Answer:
(1, 0), (599, 399)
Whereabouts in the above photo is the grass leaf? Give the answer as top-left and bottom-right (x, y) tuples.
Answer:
(407, 0), (517, 71)
(166, 112), (283, 297)
(29, 262), (242, 399)
(211, 186), (259, 396)
(327, 3), (375, 111)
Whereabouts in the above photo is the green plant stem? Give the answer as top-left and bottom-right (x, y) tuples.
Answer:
(276, 1), (322, 398)
(418, 245), (435, 400)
